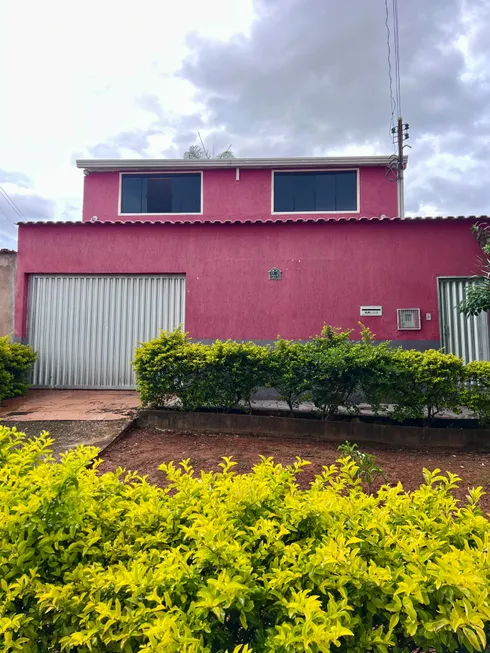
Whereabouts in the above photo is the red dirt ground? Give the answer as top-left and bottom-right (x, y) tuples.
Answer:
(98, 427), (490, 514)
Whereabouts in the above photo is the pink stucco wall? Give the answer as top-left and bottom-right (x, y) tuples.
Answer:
(16, 220), (481, 345)
(82, 166), (398, 223)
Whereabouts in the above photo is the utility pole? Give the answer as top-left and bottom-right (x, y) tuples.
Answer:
(392, 118), (409, 218)
(397, 117), (404, 219)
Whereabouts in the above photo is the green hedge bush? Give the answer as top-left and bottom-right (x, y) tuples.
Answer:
(133, 328), (487, 423)
(132, 329), (208, 409)
(0, 336), (37, 401)
(302, 326), (397, 419)
(268, 338), (310, 416)
(463, 361), (490, 425)
(385, 349), (466, 422)
(203, 340), (271, 411)
(1, 426), (490, 652)
(133, 331), (270, 411)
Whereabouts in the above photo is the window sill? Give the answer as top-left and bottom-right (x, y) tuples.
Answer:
(271, 210), (360, 215)
(118, 212), (204, 217)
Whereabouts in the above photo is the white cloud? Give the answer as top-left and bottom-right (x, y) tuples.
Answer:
(0, 0), (254, 246)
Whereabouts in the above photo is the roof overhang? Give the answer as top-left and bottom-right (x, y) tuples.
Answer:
(76, 155), (408, 173)
(18, 215), (484, 227)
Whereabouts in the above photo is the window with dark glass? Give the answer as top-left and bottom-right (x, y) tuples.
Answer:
(121, 173), (201, 213)
(273, 170), (357, 212)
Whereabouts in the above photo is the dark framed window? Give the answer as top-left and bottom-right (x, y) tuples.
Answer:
(120, 173), (201, 214)
(273, 170), (358, 212)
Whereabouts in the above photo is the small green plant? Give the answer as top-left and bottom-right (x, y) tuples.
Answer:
(337, 441), (386, 493)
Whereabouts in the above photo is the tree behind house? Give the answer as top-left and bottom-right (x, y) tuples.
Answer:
(183, 133), (235, 160)
(459, 222), (490, 316)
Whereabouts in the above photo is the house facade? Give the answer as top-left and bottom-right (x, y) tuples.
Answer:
(14, 156), (489, 388)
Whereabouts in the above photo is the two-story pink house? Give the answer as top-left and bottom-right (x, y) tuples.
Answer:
(15, 156), (488, 388)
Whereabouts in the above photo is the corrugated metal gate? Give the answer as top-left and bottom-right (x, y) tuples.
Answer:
(28, 274), (186, 388)
(439, 277), (490, 362)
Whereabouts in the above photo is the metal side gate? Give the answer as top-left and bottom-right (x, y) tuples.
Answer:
(28, 274), (186, 388)
(438, 277), (490, 363)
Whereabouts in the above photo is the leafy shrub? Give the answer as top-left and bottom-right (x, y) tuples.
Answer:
(134, 331), (269, 411)
(303, 326), (394, 420)
(463, 361), (490, 425)
(2, 426), (490, 652)
(133, 329), (209, 409)
(134, 328), (488, 424)
(387, 349), (465, 423)
(355, 326), (400, 415)
(203, 339), (271, 411)
(268, 338), (310, 415)
(0, 336), (37, 401)
(302, 342), (361, 418)
(301, 327), (353, 419)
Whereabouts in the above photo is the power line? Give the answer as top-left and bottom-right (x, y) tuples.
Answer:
(0, 185), (27, 222)
(384, 0), (396, 151)
(384, 0), (408, 219)
(392, 0), (402, 118)
(0, 203), (18, 231)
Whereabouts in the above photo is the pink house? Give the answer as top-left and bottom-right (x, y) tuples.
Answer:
(15, 156), (489, 388)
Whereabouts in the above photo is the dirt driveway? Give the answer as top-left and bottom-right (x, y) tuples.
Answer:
(98, 426), (490, 514)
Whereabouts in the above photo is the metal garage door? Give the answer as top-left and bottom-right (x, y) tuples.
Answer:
(439, 277), (490, 363)
(28, 275), (186, 388)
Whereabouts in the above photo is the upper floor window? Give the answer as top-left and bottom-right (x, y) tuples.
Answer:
(273, 170), (358, 213)
(120, 173), (202, 214)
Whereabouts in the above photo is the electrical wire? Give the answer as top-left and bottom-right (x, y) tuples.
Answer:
(0, 206), (19, 243)
(0, 204), (13, 224)
(385, 154), (399, 182)
(384, 0), (396, 151)
(0, 185), (27, 222)
(392, 0), (402, 118)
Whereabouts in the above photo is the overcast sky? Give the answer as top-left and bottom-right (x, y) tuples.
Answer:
(1, 0), (489, 248)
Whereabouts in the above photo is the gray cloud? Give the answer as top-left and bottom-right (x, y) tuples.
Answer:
(0, 226), (17, 251)
(137, 94), (166, 122)
(87, 128), (162, 158)
(171, 0), (490, 215)
(12, 194), (56, 222)
(70, 0), (490, 215)
(59, 201), (81, 222)
(0, 169), (31, 188)
(0, 192), (56, 247)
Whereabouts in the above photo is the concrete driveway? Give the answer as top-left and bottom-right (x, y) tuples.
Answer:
(0, 389), (140, 456)
(0, 389), (139, 421)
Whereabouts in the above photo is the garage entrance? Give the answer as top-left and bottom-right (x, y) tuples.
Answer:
(438, 277), (490, 362)
(27, 274), (186, 388)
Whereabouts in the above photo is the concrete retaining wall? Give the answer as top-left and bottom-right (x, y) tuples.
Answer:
(137, 409), (490, 451)
(0, 250), (16, 337)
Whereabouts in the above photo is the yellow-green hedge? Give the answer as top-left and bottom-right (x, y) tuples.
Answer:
(1, 426), (490, 651)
